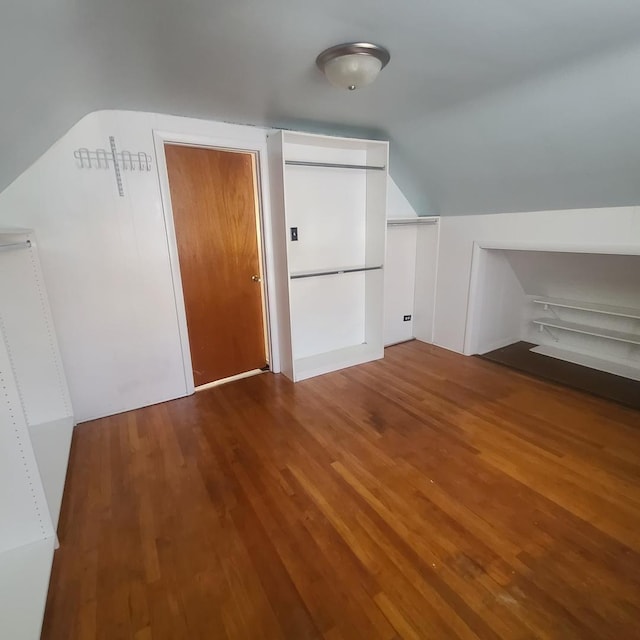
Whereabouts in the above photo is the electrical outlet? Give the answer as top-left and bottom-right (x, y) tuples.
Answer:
(403, 315), (412, 321)
(290, 227), (298, 241)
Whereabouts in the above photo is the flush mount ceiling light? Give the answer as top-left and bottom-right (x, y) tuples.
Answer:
(316, 42), (390, 91)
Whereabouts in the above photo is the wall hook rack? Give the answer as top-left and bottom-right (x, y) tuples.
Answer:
(73, 136), (153, 197)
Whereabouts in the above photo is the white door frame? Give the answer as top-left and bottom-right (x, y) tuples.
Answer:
(153, 129), (281, 395)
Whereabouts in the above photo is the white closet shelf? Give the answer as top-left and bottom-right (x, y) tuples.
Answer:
(290, 265), (383, 280)
(294, 343), (383, 381)
(533, 296), (640, 320)
(531, 345), (640, 381)
(284, 160), (385, 171)
(532, 318), (640, 345)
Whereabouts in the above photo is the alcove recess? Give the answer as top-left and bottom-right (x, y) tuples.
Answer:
(466, 246), (640, 401)
(268, 131), (388, 381)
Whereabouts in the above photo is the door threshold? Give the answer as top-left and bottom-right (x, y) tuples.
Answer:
(195, 368), (265, 391)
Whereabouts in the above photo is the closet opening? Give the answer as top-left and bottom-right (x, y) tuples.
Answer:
(465, 243), (640, 408)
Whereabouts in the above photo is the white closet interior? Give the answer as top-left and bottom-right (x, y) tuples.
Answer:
(268, 131), (388, 381)
(384, 217), (439, 346)
(0, 229), (74, 639)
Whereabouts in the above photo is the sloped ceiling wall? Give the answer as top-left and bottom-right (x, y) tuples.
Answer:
(3, 0), (640, 215)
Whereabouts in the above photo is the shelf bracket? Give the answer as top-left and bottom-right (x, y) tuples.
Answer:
(539, 324), (560, 342)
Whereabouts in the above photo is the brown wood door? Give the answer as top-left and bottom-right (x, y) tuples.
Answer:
(165, 144), (267, 386)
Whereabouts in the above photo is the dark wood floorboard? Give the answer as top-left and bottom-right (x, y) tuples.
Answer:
(42, 341), (640, 639)
(479, 341), (640, 410)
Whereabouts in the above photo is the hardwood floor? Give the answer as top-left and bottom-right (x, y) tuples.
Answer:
(42, 341), (640, 639)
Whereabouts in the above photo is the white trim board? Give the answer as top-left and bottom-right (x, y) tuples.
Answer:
(474, 241), (640, 255)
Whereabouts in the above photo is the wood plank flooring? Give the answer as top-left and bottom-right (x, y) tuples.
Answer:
(42, 341), (640, 639)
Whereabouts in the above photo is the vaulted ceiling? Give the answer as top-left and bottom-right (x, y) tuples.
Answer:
(3, 0), (640, 214)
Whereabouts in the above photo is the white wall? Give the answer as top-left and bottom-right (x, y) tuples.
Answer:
(384, 226), (417, 345)
(0, 111), (416, 422)
(434, 206), (640, 354)
(466, 248), (527, 354)
(384, 180), (440, 346)
(413, 224), (440, 345)
(0, 111), (278, 422)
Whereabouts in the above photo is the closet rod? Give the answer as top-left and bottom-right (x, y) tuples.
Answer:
(291, 265), (383, 280)
(0, 240), (31, 252)
(285, 160), (386, 171)
(387, 218), (438, 227)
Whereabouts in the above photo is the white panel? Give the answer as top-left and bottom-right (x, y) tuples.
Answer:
(413, 222), (440, 344)
(285, 166), (367, 272)
(364, 268), (385, 347)
(366, 166), (388, 269)
(0, 337), (53, 554)
(0, 236), (71, 426)
(290, 273), (365, 360)
(504, 250), (640, 307)
(384, 226), (417, 345)
(28, 417), (74, 530)
(466, 249), (527, 354)
(282, 138), (370, 164)
(266, 132), (294, 380)
(0, 538), (55, 640)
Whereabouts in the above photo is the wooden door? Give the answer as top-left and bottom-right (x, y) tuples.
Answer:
(165, 145), (267, 386)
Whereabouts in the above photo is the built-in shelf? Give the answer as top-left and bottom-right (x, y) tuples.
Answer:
(285, 160), (385, 171)
(269, 130), (387, 382)
(533, 318), (640, 345)
(533, 296), (640, 320)
(290, 265), (383, 280)
(531, 345), (640, 382)
(387, 217), (438, 227)
(531, 293), (639, 382)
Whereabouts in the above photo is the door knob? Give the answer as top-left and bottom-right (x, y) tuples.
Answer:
(251, 275), (261, 282)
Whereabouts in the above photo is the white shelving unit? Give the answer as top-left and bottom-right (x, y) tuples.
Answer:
(533, 296), (640, 320)
(268, 131), (388, 381)
(532, 317), (640, 345)
(530, 345), (640, 381)
(530, 295), (640, 380)
(0, 229), (75, 639)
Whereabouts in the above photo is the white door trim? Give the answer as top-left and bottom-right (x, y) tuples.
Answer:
(153, 129), (281, 395)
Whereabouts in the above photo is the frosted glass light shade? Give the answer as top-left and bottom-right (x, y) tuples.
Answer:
(323, 54), (383, 91)
(316, 43), (390, 91)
